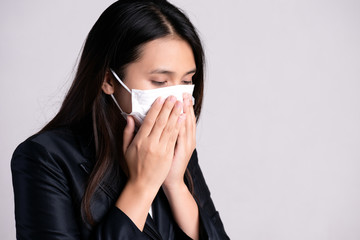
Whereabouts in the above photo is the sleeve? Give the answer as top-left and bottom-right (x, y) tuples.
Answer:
(187, 149), (230, 240)
(11, 140), (150, 240)
(12, 140), (81, 240)
(93, 207), (150, 239)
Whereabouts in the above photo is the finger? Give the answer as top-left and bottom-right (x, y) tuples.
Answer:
(188, 94), (196, 122)
(187, 94), (196, 133)
(182, 93), (194, 133)
(182, 93), (190, 114)
(173, 121), (186, 156)
(166, 113), (186, 152)
(184, 94), (196, 144)
(183, 93), (195, 124)
(177, 120), (187, 146)
(159, 100), (183, 144)
(123, 115), (135, 153)
(136, 96), (165, 138)
(149, 96), (177, 140)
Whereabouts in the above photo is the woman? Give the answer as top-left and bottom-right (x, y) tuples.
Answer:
(11, 0), (229, 239)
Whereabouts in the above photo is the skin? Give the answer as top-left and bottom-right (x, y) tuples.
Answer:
(102, 36), (199, 240)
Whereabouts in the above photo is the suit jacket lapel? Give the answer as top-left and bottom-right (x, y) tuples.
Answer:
(152, 188), (175, 240)
(144, 214), (163, 240)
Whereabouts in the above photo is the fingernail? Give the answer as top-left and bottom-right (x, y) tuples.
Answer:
(178, 113), (186, 122)
(169, 96), (176, 103)
(158, 97), (165, 104)
(186, 95), (191, 105)
(176, 101), (183, 109)
(183, 97), (188, 107)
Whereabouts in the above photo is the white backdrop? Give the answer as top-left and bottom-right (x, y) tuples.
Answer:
(1, 0), (360, 239)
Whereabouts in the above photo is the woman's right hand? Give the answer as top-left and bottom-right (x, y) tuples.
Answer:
(123, 95), (186, 190)
(115, 95), (186, 230)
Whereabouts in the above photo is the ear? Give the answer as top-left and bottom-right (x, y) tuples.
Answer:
(102, 71), (115, 95)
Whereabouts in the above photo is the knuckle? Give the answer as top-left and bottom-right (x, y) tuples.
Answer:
(147, 142), (158, 154)
(169, 132), (178, 143)
(156, 116), (167, 127)
(166, 126), (175, 136)
(145, 147), (155, 155)
(174, 107), (182, 117)
(134, 141), (142, 152)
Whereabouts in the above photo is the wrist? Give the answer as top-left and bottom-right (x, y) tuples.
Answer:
(128, 173), (163, 193)
(162, 181), (188, 197)
(126, 178), (159, 201)
(115, 180), (159, 230)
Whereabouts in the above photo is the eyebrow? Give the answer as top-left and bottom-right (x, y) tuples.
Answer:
(149, 68), (196, 77)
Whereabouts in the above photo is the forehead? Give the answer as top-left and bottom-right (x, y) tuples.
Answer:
(134, 36), (196, 73)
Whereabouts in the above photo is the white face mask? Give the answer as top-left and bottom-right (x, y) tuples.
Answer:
(110, 69), (195, 125)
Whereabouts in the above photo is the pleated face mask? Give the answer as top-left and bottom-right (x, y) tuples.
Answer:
(110, 69), (195, 125)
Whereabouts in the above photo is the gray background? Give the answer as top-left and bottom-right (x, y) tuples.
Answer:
(1, 0), (360, 239)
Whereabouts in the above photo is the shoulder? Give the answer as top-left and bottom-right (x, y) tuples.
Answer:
(13, 127), (75, 159)
(11, 126), (93, 175)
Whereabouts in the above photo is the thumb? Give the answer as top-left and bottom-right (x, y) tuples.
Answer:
(123, 115), (135, 153)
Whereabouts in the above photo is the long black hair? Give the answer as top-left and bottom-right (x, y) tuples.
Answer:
(41, 0), (205, 224)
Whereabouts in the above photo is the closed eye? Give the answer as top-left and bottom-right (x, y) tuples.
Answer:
(151, 81), (166, 86)
(182, 80), (193, 85)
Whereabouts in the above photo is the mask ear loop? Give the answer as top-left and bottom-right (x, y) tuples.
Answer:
(110, 94), (128, 120)
(110, 68), (131, 93)
(110, 94), (124, 112)
(109, 68), (131, 120)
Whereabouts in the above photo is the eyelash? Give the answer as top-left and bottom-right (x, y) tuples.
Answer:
(182, 81), (193, 85)
(151, 81), (166, 86)
(151, 80), (192, 86)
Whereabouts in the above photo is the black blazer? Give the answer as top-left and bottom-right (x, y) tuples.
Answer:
(11, 123), (229, 240)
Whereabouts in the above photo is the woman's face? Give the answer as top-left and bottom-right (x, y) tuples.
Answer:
(114, 36), (196, 114)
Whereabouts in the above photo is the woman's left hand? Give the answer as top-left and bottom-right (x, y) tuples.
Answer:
(162, 93), (196, 190)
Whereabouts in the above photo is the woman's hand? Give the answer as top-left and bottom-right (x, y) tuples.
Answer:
(116, 95), (186, 230)
(163, 93), (196, 191)
(161, 93), (200, 240)
(123, 95), (186, 192)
